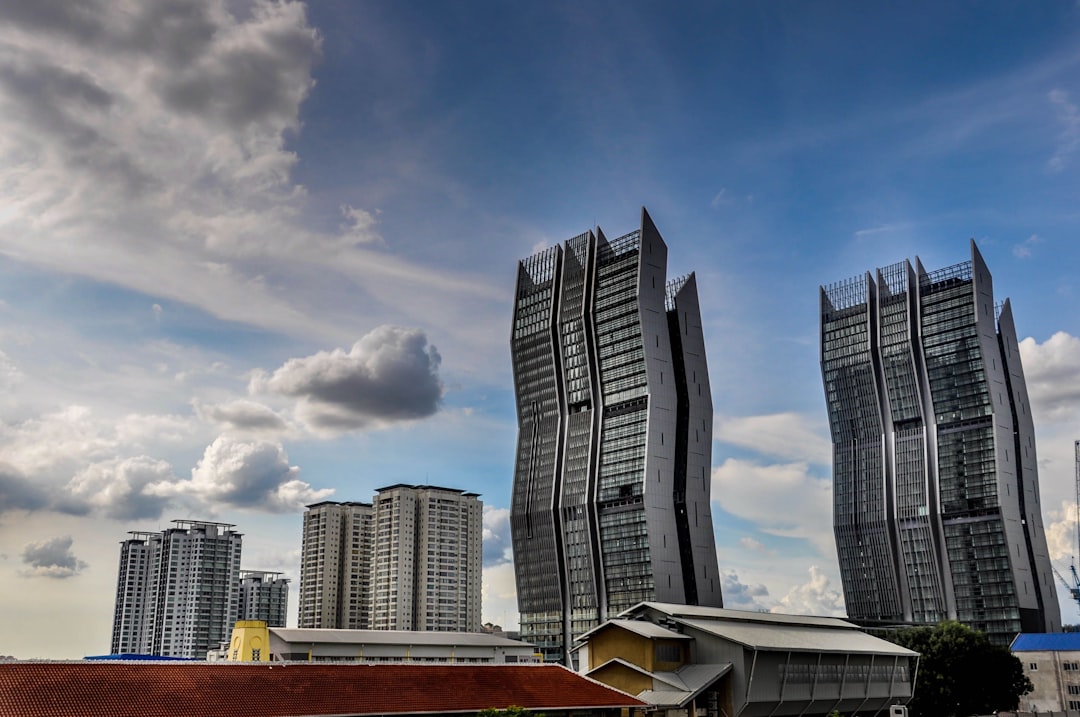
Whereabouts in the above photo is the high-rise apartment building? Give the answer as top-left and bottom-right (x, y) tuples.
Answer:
(110, 520), (243, 658)
(238, 570), (289, 627)
(820, 241), (1060, 645)
(370, 484), (482, 631)
(510, 208), (722, 664)
(299, 486), (482, 632)
(299, 501), (373, 629)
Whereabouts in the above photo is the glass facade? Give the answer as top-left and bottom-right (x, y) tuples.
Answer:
(820, 242), (1060, 645)
(511, 209), (722, 665)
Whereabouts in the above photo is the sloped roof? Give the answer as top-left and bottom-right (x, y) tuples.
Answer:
(627, 602), (856, 629)
(271, 627), (530, 648)
(676, 618), (915, 656)
(588, 660), (731, 709)
(1012, 633), (1080, 652)
(0, 662), (644, 717)
(576, 618), (692, 643)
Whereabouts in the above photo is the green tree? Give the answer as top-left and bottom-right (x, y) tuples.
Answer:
(890, 620), (1031, 717)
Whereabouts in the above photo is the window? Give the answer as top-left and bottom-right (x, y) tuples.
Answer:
(1029, 663), (1037, 670)
(1069, 685), (1080, 695)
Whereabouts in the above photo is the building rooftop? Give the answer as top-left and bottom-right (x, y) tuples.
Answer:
(1012, 633), (1080, 652)
(0, 662), (643, 717)
(270, 627), (531, 648)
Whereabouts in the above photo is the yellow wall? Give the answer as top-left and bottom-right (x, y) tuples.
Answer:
(588, 628), (654, 671)
(226, 620), (270, 662)
(590, 661), (653, 695)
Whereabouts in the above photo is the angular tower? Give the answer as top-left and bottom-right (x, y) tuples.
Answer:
(820, 241), (1060, 645)
(511, 208), (722, 664)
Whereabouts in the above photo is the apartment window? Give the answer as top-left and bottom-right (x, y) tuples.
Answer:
(1029, 663), (1037, 670)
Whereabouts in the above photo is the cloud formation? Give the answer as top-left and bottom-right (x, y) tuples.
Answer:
(194, 398), (289, 434)
(0, 465), (48, 514)
(20, 536), (87, 579)
(482, 506), (512, 566)
(720, 569), (770, 611)
(712, 458), (835, 554)
(252, 325), (443, 432)
(1019, 332), (1080, 422)
(714, 412), (831, 465)
(771, 566), (846, 617)
(156, 435), (333, 513)
(62, 456), (174, 520)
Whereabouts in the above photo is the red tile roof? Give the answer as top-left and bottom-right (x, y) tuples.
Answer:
(0, 662), (644, 717)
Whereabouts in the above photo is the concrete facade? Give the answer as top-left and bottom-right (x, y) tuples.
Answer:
(1013, 633), (1080, 713)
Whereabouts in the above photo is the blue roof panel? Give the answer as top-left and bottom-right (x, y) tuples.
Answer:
(1011, 633), (1080, 652)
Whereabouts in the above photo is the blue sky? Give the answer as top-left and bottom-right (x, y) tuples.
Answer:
(4, 0), (1080, 658)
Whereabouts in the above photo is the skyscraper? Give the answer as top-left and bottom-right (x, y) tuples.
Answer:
(510, 208), (722, 664)
(299, 486), (482, 632)
(299, 501), (373, 629)
(110, 520), (243, 658)
(820, 241), (1060, 644)
(238, 570), (290, 627)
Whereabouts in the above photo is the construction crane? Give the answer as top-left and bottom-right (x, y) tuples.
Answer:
(1055, 441), (1080, 614)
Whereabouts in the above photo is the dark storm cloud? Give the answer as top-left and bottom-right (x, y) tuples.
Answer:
(253, 325), (444, 432)
(0, 465), (48, 513)
(20, 535), (87, 578)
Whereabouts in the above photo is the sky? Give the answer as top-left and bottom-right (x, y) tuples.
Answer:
(4, 0), (1080, 659)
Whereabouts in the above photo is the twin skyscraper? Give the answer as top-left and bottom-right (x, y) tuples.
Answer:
(510, 208), (722, 663)
(511, 210), (1059, 664)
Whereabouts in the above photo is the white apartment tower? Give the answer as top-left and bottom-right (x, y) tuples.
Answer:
(238, 570), (290, 627)
(370, 484), (482, 632)
(110, 520), (243, 658)
(299, 501), (373, 629)
(299, 486), (482, 633)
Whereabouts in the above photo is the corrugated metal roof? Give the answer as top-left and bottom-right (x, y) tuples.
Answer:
(676, 618), (917, 656)
(630, 602), (857, 629)
(578, 619), (692, 642)
(0, 662), (645, 717)
(1012, 633), (1080, 652)
(271, 628), (530, 648)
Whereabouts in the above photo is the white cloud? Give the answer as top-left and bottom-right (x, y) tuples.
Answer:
(481, 560), (519, 630)
(712, 458), (835, 554)
(1019, 332), (1080, 422)
(1013, 234), (1042, 259)
(720, 569), (770, 611)
(482, 505), (513, 565)
(771, 566), (846, 617)
(63, 456), (175, 521)
(153, 435), (333, 513)
(1049, 89), (1080, 172)
(738, 537), (775, 555)
(714, 412), (831, 465)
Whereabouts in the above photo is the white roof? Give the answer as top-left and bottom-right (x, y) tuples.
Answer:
(270, 628), (533, 648)
(676, 618), (916, 656)
(578, 619), (693, 642)
(630, 602), (857, 629)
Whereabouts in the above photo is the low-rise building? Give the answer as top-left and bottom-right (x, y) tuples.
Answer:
(0, 662), (645, 716)
(220, 621), (542, 664)
(1011, 632), (1080, 713)
(575, 602), (918, 717)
